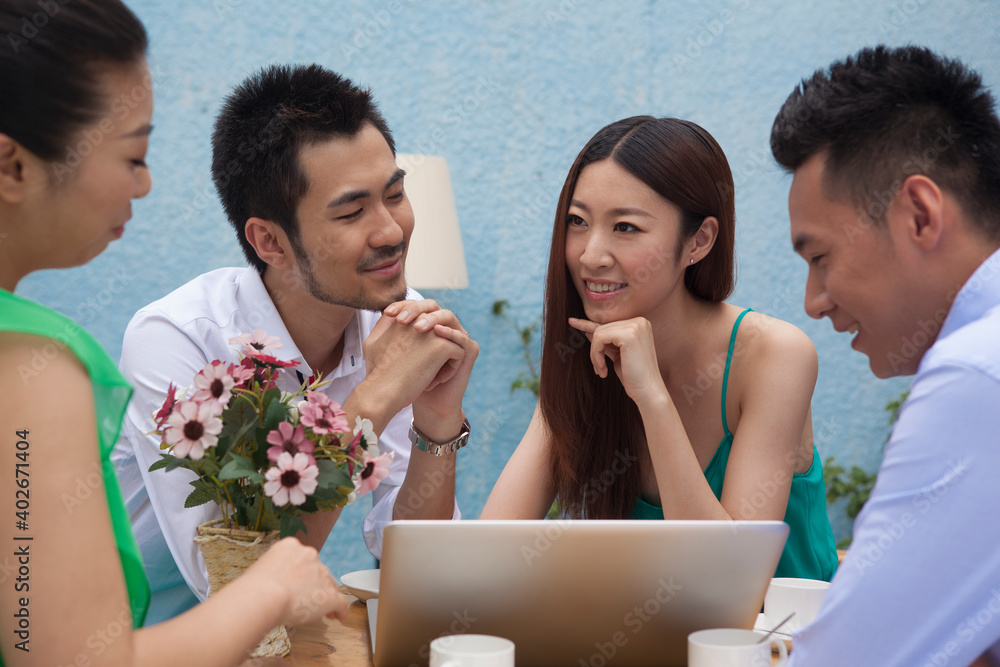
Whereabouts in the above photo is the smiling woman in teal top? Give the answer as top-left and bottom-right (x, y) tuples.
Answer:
(482, 116), (837, 582)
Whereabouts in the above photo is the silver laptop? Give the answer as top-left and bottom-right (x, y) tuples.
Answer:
(370, 520), (787, 667)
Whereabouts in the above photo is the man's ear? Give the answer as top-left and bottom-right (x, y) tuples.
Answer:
(0, 134), (27, 204)
(245, 217), (295, 270)
(688, 216), (719, 264)
(895, 175), (945, 251)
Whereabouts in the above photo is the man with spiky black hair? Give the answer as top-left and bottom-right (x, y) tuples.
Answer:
(114, 64), (476, 624)
(773, 45), (1000, 666)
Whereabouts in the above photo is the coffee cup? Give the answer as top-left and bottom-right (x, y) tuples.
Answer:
(429, 634), (515, 667)
(688, 628), (787, 666)
(763, 577), (830, 631)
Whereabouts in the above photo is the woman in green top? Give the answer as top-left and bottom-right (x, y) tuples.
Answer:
(0, 2), (348, 665)
(482, 116), (837, 581)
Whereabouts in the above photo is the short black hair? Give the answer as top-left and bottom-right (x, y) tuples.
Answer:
(771, 45), (1000, 240)
(0, 0), (147, 162)
(211, 64), (395, 273)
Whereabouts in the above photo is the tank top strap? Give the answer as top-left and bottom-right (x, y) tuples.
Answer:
(721, 308), (753, 439)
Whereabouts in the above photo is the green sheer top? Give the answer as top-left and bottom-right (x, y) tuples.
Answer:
(0, 290), (150, 649)
(631, 308), (838, 581)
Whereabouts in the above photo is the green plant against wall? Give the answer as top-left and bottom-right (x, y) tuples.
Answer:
(824, 389), (910, 547)
(494, 300), (560, 517)
(492, 300), (541, 397)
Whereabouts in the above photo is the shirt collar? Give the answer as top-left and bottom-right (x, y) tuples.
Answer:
(233, 268), (366, 383)
(938, 247), (1000, 340)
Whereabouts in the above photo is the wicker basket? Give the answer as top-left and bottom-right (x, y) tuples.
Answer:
(194, 519), (290, 658)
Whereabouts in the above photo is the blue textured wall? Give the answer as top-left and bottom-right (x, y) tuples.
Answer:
(18, 0), (1000, 576)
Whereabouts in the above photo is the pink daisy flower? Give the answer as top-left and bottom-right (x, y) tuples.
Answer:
(154, 383), (178, 428)
(264, 452), (319, 506)
(164, 400), (223, 460)
(352, 450), (395, 498)
(229, 329), (283, 356)
(299, 392), (349, 435)
(192, 361), (236, 408)
(265, 421), (315, 465)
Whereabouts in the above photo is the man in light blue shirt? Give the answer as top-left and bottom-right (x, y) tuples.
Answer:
(771, 45), (1000, 666)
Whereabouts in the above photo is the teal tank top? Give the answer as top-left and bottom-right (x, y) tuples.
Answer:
(631, 308), (838, 581)
(0, 290), (150, 662)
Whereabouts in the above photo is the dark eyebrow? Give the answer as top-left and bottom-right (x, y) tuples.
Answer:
(609, 206), (652, 218)
(386, 168), (405, 189)
(327, 188), (370, 209)
(121, 124), (153, 139)
(792, 232), (816, 254)
(568, 200), (652, 218)
(327, 168), (407, 209)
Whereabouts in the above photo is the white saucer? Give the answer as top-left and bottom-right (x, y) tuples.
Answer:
(754, 613), (796, 640)
(341, 568), (380, 602)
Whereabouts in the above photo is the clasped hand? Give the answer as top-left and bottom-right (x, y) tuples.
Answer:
(364, 299), (478, 423)
(568, 316), (669, 403)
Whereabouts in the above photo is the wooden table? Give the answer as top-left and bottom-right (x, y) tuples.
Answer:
(238, 589), (373, 667)
(241, 589), (790, 667)
(285, 591), (373, 666)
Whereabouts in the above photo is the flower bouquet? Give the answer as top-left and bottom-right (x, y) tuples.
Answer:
(149, 330), (394, 538)
(147, 331), (394, 657)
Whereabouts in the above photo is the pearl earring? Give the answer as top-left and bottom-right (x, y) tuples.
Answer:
(690, 258), (695, 264)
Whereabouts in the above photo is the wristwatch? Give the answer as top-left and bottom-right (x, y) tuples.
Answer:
(408, 418), (471, 456)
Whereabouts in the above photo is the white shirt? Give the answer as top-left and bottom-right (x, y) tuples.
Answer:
(112, 267), (459, 625)
(790, 249), (1000, 666)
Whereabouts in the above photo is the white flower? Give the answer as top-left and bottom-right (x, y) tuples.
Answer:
(353, 416), (378, 455)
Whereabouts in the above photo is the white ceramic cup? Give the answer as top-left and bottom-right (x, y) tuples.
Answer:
(688, 628), (787, 667)
(763, 577), (830, 631)
(429, 634), (515, 667)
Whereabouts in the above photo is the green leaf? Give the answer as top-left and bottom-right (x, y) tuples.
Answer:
(492, 299), (508, 315)
(279, 512), (307, 538)
(184, 482), (217, 508)
(165, 456), (190, 472)
(316, 459), (352, 490)
(261, 390), (288, 432)
(148, 454), (175, 472)
(218, 454), (265, 483)
(215, 433), (232, 460)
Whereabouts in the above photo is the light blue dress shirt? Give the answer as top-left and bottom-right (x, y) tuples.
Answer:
(791, 248), (1000, 666)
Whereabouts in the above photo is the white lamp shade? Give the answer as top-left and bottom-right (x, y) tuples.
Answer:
(396, 154), (468, 290)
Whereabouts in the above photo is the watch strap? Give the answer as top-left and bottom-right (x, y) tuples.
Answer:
(408, 418), (471, 456)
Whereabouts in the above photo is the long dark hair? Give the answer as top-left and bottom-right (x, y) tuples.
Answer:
(540, 116), (736, 519)
(0, 0), (148, 161)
